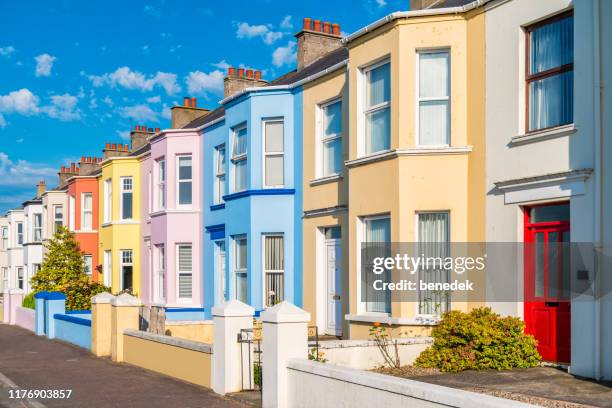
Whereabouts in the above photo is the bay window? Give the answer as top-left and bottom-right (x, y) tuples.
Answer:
(17, 267), (24, 290)
(177, 244), (193, 300)
(69, 195), (75, 231)
(417, 212), (450, 315)
(263, 120), (284, 187)
(16, 222), (23, 245)
(418, 50), (450, 146)
(232, 125), (247, 192)
(81, 193), (93, 231)
(215, 145), (226, 204)
(104, 179), (112, 223)
(362, 216), (391, 313)
(526, 12), (573, 132)
(1, 226), (7, 249)
(264, 235), (284, 307)
(33, 213), (42, 242)
(156, 159), (166, 210)
(234, 236), (247, 303)
(155, 245), (166, 303)
(120, 177), (133, 220)
(177, 155), (193, 206)
(363, 61), (390, 155)
(53, 205), (63, 233)
(320, 100), (342, 176)
(120, 249), (133, 291)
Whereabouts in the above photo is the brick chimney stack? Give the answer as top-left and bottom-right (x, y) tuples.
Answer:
(103, 143), (131, 160)
(36, 180), (46, 197)
(223, 67), (267, 99)
(78, 156), (102, 176)
(170, 96), (210, 129)
(130, 125), (155, 152)
(295, 17), (342, 70)
(58, 164), (78, 187)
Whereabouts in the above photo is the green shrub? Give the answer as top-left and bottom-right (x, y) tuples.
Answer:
(22, 292), (35, 309)
(414, 307), (541, 373)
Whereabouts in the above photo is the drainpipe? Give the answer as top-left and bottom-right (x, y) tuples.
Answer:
(592, 0), (603, 381)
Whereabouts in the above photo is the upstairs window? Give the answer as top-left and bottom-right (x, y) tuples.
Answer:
(418, 50), (450, 146)
(215, 145), (226, 204)
(263, 120), (284, 187)
(16, 222), (23, 245)
(526, 12), (573, 132)
(81, 193), (93, 231)
(0, 226), (7, 249)
(120, 177), (133, 220)
(156, 159), (166, 211)
(363, 61), (390, 155)
(33, 213), (42, 242)
(69, 195), (76, 231)
(232, 125), (248, 192)
(177, 155), (193, 206)
(320, 100), (342, 177)
(53, 205), (63, 233)
(104, 179), (112, 223)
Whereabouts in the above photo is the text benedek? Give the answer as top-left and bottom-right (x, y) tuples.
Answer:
(373, 279), (474, 291)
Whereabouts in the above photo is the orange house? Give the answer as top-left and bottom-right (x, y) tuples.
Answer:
(65, 157), (102, 282)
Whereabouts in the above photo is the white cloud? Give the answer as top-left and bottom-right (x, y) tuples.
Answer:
(0, 46), (15, 57)
(212, 60), (231, 70)
(102, 96), (113, 106)
(117, 104), (159, 122)
(116, 130), (130, 140)
(41, 94), (81, 121)
(89, 98), (98, 109)
(0, 115), (6, 128)
(0, 89), (40, 116)
(280, 15), (293, 29)
(185, 70), (224, 95)
(272, 41), (297, 67)
(0, 152), (57, 187)
(146, 95), (161, 103)
(34, 53), (56, 77)
(376, 0), (387, 6)
(87, 66), (181, 96)
(236, 22), (284, 45)
(144, 4), (161, 18)
(161, 104), (172, 120)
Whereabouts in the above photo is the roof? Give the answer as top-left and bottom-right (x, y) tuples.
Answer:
(130, 143), (151, 157)
(424, 0), (475, 8)
(182, 46), (348, 130)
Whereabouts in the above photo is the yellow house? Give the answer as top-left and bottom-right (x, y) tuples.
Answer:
(339, 7), (486, 338)
(98, 143), (143, 295)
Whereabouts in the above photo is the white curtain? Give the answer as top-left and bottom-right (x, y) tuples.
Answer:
(265, 236), (284, 305)
(365, 218), (391, 313)
(233, 127), (247, 156)
(419, 52), (449, 146)
(418, 212), (450, 315)
(366, 63), (390, 154)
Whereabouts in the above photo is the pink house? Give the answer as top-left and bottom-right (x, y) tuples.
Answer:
(142, 114), (203, 308)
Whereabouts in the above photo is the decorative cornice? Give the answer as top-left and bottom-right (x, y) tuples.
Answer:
(494, 168), (594, 191)
(345, 147), (472, 168)
(222, 188), (295, 202)
(309, 174), (343, 186)
(510, 123), (576, 146)
(303, 205), (347, 218)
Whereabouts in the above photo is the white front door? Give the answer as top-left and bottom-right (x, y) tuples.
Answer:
(326, 239), (342, 336)
(216, 241), (226, 304)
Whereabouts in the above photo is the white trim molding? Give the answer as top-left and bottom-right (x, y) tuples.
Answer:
(510, 123), (576, 146)
(303, 205), (347, 219)
(494, 168), (593, 204)
(345, 146), (472, 168)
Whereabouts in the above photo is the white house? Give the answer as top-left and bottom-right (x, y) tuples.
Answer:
(21, 182), (46, 294)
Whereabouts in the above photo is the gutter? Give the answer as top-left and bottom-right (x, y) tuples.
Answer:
(342, 0), (490, 44)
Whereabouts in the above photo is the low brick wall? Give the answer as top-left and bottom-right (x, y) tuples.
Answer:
(15, 307), (35, 332)
(54, 314), (92, 350)
(164, 320), (214, 343)
(123, 329), (213, 388)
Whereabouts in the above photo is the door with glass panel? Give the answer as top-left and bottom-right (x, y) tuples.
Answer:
(264, 235), (284, 307)
(417, 212), (450, 315)
(215, 241), (226, 303)
(363, 217), (390, 313)
(234, 236), (247, 303)
(524, 203), (570, 363)
(324, 227), (342, 336)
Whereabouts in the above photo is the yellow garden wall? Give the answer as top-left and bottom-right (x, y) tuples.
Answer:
(165, 321), (214, 344)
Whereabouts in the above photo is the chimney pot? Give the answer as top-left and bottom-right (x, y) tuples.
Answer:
(313, 19), (322, 31)
(183, 97), (190, 107)
(124, 144), (129, 151)
(71, 163), (76, 172)
(228, 67), (236, 76)
(111, 143), (117, 150)
(190, 97), (196, 107)
(155, 127), (160, 132)
(254, 70), (262, 80)
(81, 156), (86, 163)
(323, 21), (331, 33)
(246, 69), (253, 79)
(105, 143), (111, 149)
(238, 68), (245, 77)
(332, 23), (340, 35)
(303, 17), (312, 30)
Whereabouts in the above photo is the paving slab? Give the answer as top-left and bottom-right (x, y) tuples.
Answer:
(0, 324), (245, 408)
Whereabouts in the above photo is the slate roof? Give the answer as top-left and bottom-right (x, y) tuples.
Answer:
(424, 0), (474, 8)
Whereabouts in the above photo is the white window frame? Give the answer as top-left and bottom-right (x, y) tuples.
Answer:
(176, 154), (193, 207)
(176, 244), (193, 302)
(103, 250), (112, 287)
(81, 192), (93, 231)
(234, 235), (247, 303)
(104, 179), (112, 223)
(120, 249), (133, 291)
(69, 195), (76, 231)
(359, 58), (391, 157)
(214, 145), (226, 204)
(16, 222), (23, 245)
(231, 124), (248, 193)
(155, 158), (166, 211)
(83, 255), (93, 276)
(215, 240), (227, 303)
(53, 205), (63, 233)
(317, 98), (343, 178)
(33, 213), (42, 242)
(1, 226), (8, 249)
(262, 234), (285, 307)
(262, 119), (285, 188)
(17, 266), (24, 290)
(155, 244), (166, 303)
(120, 177), (133, 220)
(416, 49), (451, 147)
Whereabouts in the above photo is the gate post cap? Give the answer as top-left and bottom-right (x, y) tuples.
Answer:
(110, 293), (142, 307)
(9, 288), (24, 295)
(261, 301), (310, 323)
(92, 292), (115, 304)
(212, 300), (254, 317)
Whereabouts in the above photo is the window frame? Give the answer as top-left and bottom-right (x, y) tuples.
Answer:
(360, 58), (391, 157)
(33, 213), (42, 242)
(120, 176), (133, 220)
(234, 235), (248, 303)
(69, 195), (76, 231)
(262, 119), (285, 188)
(317, 98), (343, 178)
(262, 234), (285, 307)
(214, 145), (226, 204)
(17, 266), (24, 290)
(416, 49), (451, 147)
(524, 10), (574, 133)
(53, 205), (63, 233)
(104, 179), (112, 223)
(155, 158), (166, 211)
(16, 222), (23, 245)
(81, 192), (93, 231)
(176, 243), (193, 301)
(155, 244), (166, 303)
(103, 250), (112, 287)
(231, 124), (248, 193)
(176, 154), (193, 207)
(358, 214), (392, 315)
(1, 226), (8, 249)
(119, 249), (133, 291)
(83, 254), (93, 276)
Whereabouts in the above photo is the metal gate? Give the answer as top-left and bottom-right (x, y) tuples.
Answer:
(237, 327), (262, 393)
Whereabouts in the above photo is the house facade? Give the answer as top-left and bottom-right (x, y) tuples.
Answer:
(22, 183), (46, 294)
(41, 187), (67, 251)
(5, 208), (24, 292)
(0, 215), (9, 293)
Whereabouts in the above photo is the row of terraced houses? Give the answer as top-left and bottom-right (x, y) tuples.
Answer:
(2, 0), (611, 380)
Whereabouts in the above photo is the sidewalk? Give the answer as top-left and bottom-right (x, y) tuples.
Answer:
(0, 324), (245, 408)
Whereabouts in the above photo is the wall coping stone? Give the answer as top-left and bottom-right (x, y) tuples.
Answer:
(123, 329), (213, 354)
(54, 313), (92, 327)
(318, 337), (433, 350)
(212, 300), (254, 317)
(261, 301), (310, 324)
(110, 293), (142, 307)
(91, 292), (115, 304)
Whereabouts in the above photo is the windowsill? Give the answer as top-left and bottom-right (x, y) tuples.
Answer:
(101, 220), (140, 227)
(210, 203), (225, 211)
(150, 210), (166, 218)
(345, 313), (440, 326)
(310, 174), (343, 186)
(511, 123), (576, 146)
(74, 229), (98, 233)
(346, 147), (472, 168)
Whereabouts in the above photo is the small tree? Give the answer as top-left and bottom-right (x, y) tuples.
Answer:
(31, 227), (109, 310)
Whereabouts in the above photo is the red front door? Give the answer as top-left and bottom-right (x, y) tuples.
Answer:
(524, 203), (571, 363)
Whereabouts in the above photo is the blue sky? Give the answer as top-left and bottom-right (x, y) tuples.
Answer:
(0, 0), (408, 213)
